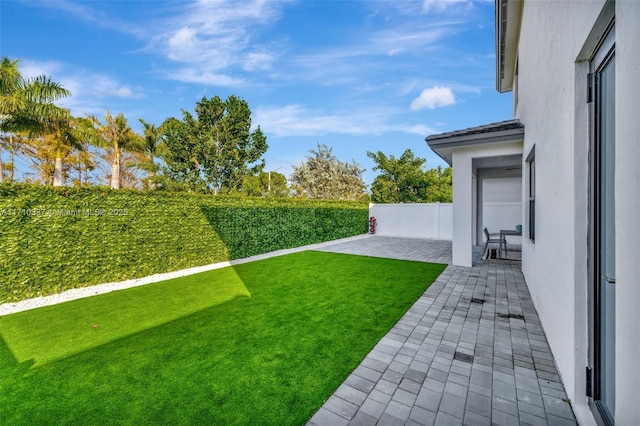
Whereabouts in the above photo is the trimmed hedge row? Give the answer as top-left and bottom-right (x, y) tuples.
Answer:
(0, 184), (368, 303)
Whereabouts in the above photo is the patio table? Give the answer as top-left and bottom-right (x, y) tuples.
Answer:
(500, 229), (522, 256)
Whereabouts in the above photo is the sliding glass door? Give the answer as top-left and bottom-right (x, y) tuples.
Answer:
(590, 24), (615, 425)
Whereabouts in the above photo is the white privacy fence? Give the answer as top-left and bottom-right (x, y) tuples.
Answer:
(368, 201), (522, 244)
(369, 203), (453, 240)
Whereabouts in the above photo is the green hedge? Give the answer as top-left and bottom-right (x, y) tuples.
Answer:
(0, 184), (368, 303)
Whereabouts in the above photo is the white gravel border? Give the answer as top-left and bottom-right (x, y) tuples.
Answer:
(0, 234), (371, 317)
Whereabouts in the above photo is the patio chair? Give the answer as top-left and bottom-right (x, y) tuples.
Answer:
(483, 227), (507, 257)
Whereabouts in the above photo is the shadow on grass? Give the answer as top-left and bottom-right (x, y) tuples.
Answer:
(0, 267), (251, 367)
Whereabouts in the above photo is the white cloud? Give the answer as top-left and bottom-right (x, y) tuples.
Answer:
(19, 60), (145, 116)
(410, 86), (456, 110)
(149, 0), (285, 85)
(243, 51), (276, 71)
(93, 76), (145, 99)
(422, 0), (492, 13)
(254, 104), (436, 137)
(170, 68), (244, 87)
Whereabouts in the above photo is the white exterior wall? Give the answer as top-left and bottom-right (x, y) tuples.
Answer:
(613, 3), (640, 422)
(452, 142), (523, 267)
(452, 151), (474, 266)
(369, 203), (452, 240)
(482, 178), (522, 245)
(516, 0), (602, 407)
(516, 1), (640, 423)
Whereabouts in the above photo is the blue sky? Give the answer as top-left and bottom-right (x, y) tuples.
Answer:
(1, 0), (512, 187)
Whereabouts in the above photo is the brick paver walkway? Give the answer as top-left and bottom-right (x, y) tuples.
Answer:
(309, 236), (576, 426)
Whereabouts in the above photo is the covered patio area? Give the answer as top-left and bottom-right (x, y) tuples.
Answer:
(308, 236), (575, 426)
(426, 119), (525, 267)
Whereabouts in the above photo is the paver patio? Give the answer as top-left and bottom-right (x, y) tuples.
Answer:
(309, 236), (576, 426)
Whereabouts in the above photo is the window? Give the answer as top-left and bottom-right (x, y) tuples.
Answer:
(527, 147), (535, 242)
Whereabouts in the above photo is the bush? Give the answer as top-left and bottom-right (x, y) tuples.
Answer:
(0, 184), (368, 303)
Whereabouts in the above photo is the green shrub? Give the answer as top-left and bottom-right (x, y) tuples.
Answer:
(0, 184), (368, 303)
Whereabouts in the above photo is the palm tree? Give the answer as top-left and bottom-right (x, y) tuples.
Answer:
(0, 56), (71, 183)
(88, 111), (141, 189)
(138, 118), (164, 189)
(51, 117), (89, 186)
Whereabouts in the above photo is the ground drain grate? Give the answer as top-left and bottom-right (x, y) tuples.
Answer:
(454, 352), (474, 363)
(497, 313), (525, 320)
(470, 298), (484, 304)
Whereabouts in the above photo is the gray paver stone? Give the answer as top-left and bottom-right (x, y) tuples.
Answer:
(409, 406), (437, 426)
(359, 398), (386, 420)
(399, 378), (422, 395)
(519, 410), (548, 426)
(308, 408), (349, 426)
(517, 388), (544, 408)
(349, 411), (378, 426)
(345, 375), (376, 394)
(385, 400), (411, 421)
(434, 411), (463, 426)
(491, 408), (519, 426)
(377, 413), (405, 426)
(543, 395), (575, 420)
(370, 389), (392, 405)
(462, 410), (491, 426)
(393, 388), (418, 407)
(335, 384), (368, 406)
(415, 388), (442, 412)
(324, 396), (358, 420)
(466, 391), (491, 417)
(375, 379), (398, 396)
(439, 393), (466, 419)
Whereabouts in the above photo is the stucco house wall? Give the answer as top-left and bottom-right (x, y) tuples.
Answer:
(514, 1), (640, 423)
(515, 0), (604, 409)
(612, 2), (640, 422)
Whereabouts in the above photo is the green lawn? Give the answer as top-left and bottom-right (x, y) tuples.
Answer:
(0, 251), (446, 425)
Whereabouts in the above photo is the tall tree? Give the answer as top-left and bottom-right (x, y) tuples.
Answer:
(161, 96), (268, 193)
(0, 131), (25, 182)
(88, 111), (141, 189)
(160, 116), (206, 191)
(138, 119), (165, 189)
(51, 117), (88, 186)
(424, 166), (452, 202)
(21, 133), (60, 185)
(367, 149), (452, 203)
(241, 171), (289, 197)
(291, 143), (366, 200)
(0, 56), (71, 182)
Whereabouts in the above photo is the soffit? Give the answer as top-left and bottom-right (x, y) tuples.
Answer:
(496, 0), (523, 93)
(425, 119), (525, 165)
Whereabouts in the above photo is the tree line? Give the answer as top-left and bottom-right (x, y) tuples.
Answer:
(1, 57), (451, 202)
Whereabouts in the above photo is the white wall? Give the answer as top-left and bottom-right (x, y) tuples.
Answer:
(614, 2), (640, 422)
(482, 178), (522, 245)
(452, 143), (523, 267)
(516, 1), (640, 423)
(369, 203), (452, 240)
(516, 0), (603, 405)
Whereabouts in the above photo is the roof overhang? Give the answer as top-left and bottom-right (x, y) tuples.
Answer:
(496, 0), (523, 93)
(425, 119), (525, 165)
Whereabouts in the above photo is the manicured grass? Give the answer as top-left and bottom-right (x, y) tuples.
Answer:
(0, 251), (446, 425)
(0, 267), (251, 366)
